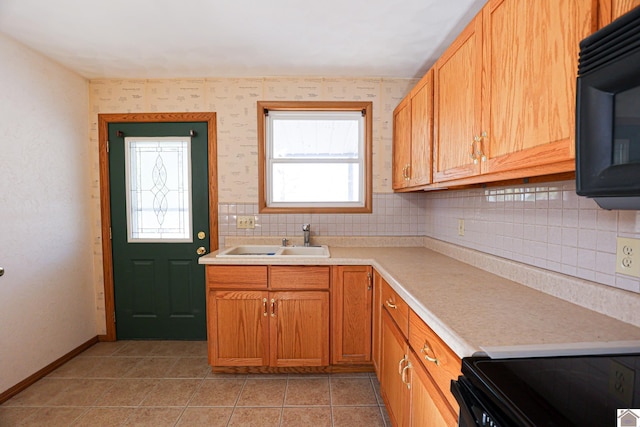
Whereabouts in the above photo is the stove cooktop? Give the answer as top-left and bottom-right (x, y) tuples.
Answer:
(463, 353), (640, 426)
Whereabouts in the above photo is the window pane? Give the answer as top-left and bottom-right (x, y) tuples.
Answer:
(125, 137), (192, 242)
(272, 112), (360, 159)
(272, 163), (360, 203)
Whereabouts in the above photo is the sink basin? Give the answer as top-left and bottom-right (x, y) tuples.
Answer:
(280, 246), (329, 257)
(218, 245), (281, 256)
(216, 245), (330, 258)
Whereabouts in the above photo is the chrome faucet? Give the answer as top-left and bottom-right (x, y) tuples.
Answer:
(302, 224), (311, 247)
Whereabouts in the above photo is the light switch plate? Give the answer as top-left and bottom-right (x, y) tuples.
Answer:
(236, 215), (255, 229)
(616, 237), (640, 278)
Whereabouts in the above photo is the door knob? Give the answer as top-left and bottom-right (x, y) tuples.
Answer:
(196, 247), (207, 255)
(0, 267), (4, 277)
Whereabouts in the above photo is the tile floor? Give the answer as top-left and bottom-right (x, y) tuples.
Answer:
(0, 341), (391, 426)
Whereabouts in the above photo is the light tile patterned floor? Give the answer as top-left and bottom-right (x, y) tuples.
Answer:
(0, 341), (391, 426)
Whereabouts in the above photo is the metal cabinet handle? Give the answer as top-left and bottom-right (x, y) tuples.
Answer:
(420, 342), (440, 366)
(263, 298), (268, 317)
(401, 361), (412, 389)
(478, 131), (487, 162)
(385, 300), (397, 309)
(270, 298), (276, 317)
(398, 355), (408, 374)
(470, 139), (478, 164)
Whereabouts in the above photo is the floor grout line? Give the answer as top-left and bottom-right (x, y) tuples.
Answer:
(1, 342), (388, 427)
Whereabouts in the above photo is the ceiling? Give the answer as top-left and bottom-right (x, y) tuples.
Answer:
(0, 0), (485, 80)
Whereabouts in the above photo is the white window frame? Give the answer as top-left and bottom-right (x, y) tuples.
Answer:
(258, 101), (373, 214)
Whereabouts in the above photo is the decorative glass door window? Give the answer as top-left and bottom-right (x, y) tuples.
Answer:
(124, 137), (192, 242)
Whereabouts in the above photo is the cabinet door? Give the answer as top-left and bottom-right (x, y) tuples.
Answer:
(480, 0), (594, 176)
(393, 98), (412, 190)
(270, 291), (329, 367)
(372, 271), (383, 377)
(380, 309), (410, 427)
(208, 290), (269, 366)
(332, 265), (373, 364)
(599, 0), (640, 27)
(613, 0), (640, 19)
(408, 351), (454, 427)
(409, 71), (433, 187)
(433, 12), (483, 183)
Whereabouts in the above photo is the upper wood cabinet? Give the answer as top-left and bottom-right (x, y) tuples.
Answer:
(478, 0), (594, 178)
(612, 0), (640, 18)
(598, 0), (640, 27)
(393, 70), (434, 190)
(431, 0), (597, 186)
(433, 14), (483, 183)
(433, 15), (482, 182)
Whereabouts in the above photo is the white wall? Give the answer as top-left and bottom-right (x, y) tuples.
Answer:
(0, 34), (95, 393)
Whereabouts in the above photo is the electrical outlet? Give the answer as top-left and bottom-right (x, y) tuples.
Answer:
(236, 215), (255, 229)
(458, 219), (465, 236)
(616, 237), (640, 277)
(609, 360), (635, 406)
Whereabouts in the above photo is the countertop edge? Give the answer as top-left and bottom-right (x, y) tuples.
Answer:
(199, 245), (640, 359)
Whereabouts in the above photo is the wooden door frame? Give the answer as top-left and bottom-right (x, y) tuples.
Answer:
(98, 112), (218, 341)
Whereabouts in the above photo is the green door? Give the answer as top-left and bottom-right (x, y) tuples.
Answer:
(109, 121), (209, 340)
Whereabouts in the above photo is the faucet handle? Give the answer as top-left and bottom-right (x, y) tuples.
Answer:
(282, 238), (288, 247)
(302, 224), (310, 231)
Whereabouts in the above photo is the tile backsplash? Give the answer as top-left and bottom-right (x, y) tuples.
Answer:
(218, 192), (426, 247)
(423, 180), (640, 294)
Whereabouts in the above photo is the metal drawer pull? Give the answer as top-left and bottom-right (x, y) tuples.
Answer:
(262, 298), (268, 317)
(385, 300), (397, 309)
(401, 361), (412, 389)
(421, 342), (440, 366)
(270, 299), (276, 317)
(398, 355), (408, 374)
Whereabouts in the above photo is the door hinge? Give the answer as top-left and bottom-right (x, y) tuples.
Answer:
(113, 311), (116, 324)
(106, 140), (109, 153)
(109, 227), (112, 240)
(367, 272), (372, 290)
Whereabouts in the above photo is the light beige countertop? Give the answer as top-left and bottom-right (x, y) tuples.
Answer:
(199, 244), (640, 358)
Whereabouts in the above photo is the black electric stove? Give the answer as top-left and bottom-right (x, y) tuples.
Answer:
(451, 353), (640, 426)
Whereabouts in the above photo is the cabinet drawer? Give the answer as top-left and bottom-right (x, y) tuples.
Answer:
(381, 279), (409, 336)
(409, 310), (461, 412)
(206, 265), (268, 289)
(270, 266), (330, 290)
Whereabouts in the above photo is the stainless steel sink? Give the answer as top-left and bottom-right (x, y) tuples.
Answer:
(216, 245), (330, 258)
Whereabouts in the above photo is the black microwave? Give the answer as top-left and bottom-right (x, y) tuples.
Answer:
(576, 6), (640, 210)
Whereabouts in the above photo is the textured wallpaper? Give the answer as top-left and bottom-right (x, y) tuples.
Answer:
(88, 77), (417, 333)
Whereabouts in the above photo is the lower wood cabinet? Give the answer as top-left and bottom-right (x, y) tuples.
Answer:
(381, 308), (410, 427)
(376, 272), (460, 427)
(332, 265), (373, 364)
(408, 349), (451, 427)
(208, 290), (269, 366)
(208, 289), (329, 367)
(206, 265), (330, 368)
